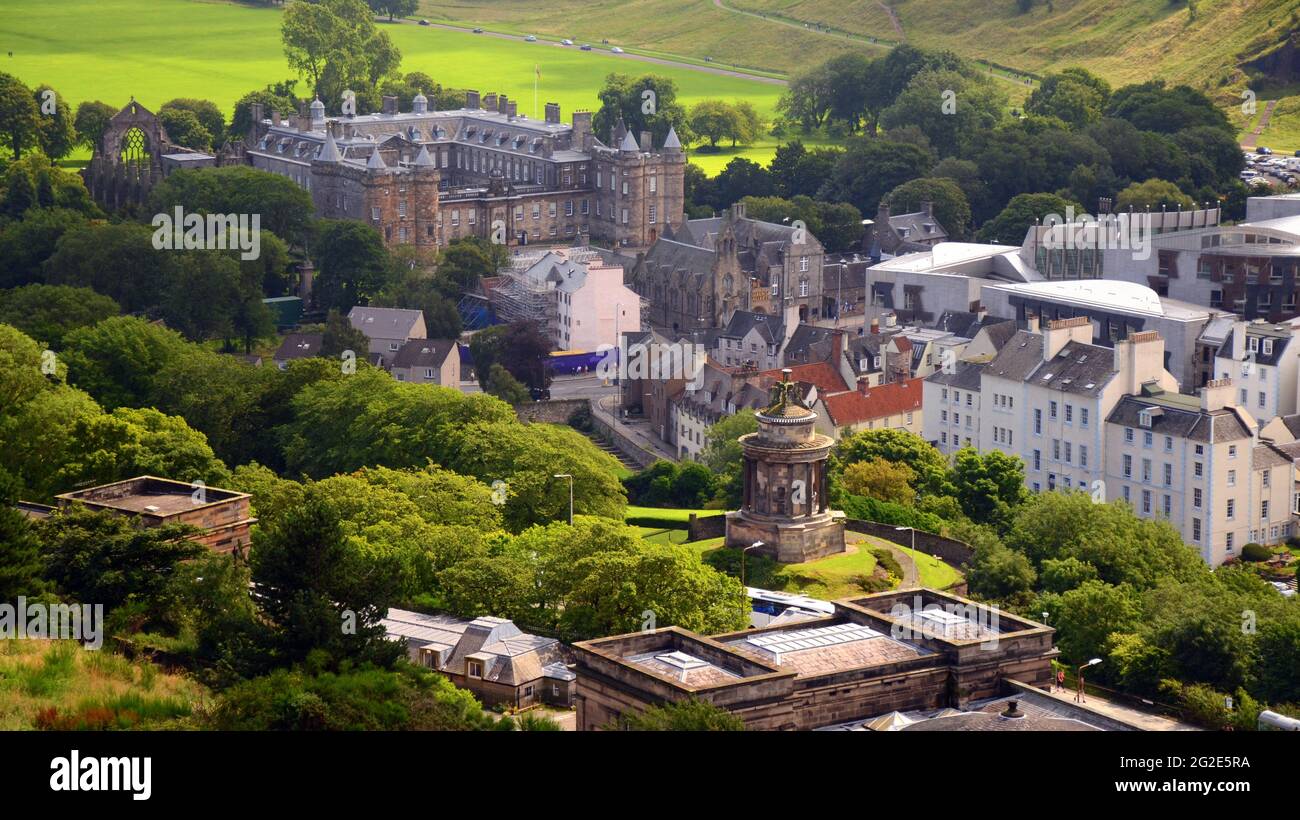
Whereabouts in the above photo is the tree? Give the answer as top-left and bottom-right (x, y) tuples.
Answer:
(1025, 68), (1111, 127)
(229, 86), (298, 140)
(840, 460), (916, 505)
(949, 447), (1028, 530)
(282, 0), (402, 106)
(158, 107), (213, 153)
(60, 316), (189, 409)
(207, 665), (495, 731)
(688, 99), (742, 149)
(1053, 580), (1141, 664)
(0, 284), (119, 349)
(1104, 80), (1231, 135)
(313, 219), (394, 312)
(614, 699), (745, 731)
(977, 192), (1082, 245)
(713, 158), (774, 208)
(0, 73), (40, 159)
(593, 74), (692, 149)
(485, 362), (530, 405)
(818, 139), (931, 215)
(966, 541), (1036, 600)
(836, 428), (950, 497)
(147, 165), (315, 247)
(0, 468), (44, 600)
(701, 409), (757, 507)
(38, 506), (205, 611)
(73, 101), (118, 151)
(435, 236), (506, 296)
(880, 69), (1006, 159)
(1115, 178), (1195, 212)
(320, 308), (369, 358)
(31, 84), (78, 160)
(883, 177), (972, 240)
(250, 494), (405, 669)
(469, 321), (553, 391)
(44, 222), (168, 312)
(769, 141), (842, 200)
(0, 207), (90, 290)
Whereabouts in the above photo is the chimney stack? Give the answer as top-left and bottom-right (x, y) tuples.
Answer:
(497, 94), (509, 114)
(640, 130), (652, 152)
(1042, 316), (1092, 361)
(1202, 377), (1233, 412)
(484, 92), (497, 111)
(382, 95), (399, 116)
(506, 101), (517, 120)
(466, 90), (480, 109)
(545, 102), (561, 124)
(870, 318), (880, 335)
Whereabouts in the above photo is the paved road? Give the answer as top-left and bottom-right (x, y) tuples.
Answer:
(594, 394), (678, 461)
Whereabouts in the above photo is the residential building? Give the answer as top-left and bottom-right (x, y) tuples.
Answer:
(924, 361), (986, 455)
(1213, 319), (1299, 420)
(1104, 380), (1295, 566)
(814, 377), (924, 440)
(348, 306), (427, 367)
(495, 245), (640, 351)
(980, 318), (1178, 495)
(390, 338), (460, 386)
(272, 332), (324, 370)
(383, 608), (575, 709)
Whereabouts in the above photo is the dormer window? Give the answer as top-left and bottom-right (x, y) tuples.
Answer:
(1138, 409), (1153, 428)
(466, 659), (483, 678)
(1263, 339), (1274, 355)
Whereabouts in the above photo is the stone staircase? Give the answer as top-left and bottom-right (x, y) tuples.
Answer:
(589, 433), (641, 472)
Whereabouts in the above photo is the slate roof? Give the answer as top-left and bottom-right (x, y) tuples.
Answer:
(383, 609), (570, 687)
(985, 331), (1115, 396)
(925, 361), (986, 391)
(1218, 324), (1294, 367)
(273, 332), (323, 361)
(391, 338), (456, 369)
(348, 306), (424, 338)
(722, 310), (782, 345)
(1107, 395), (1252, 443)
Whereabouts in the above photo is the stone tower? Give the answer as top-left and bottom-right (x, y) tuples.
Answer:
(725, 369), (846, 563)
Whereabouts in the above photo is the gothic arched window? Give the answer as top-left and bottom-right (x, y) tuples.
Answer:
(120, 126), (149, 178)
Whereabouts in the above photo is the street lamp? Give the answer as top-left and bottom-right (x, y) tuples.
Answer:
(1076, 657), (1102, 704)
(553, 473), (573, 525)
(894, 526), (918, 588)
(741, 542), (763, 589)
(740, 542), (763, 625)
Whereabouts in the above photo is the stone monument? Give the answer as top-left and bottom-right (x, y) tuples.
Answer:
(725, 369), (846, 562)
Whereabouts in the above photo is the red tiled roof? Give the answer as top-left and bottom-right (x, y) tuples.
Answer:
(891, 336), (913, 353)
(821, 377), (923, 427)
(757, 361), (849, 395)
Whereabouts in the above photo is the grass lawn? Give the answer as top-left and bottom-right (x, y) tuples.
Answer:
(625, 505), (722, 522)
(686, 533), (965, 599)
(0, 640), (205, 730)
(4, 0), (787, 173)
(901, 546), (964, 590)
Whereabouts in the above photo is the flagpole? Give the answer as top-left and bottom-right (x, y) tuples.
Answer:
(534, 64), (539, 118)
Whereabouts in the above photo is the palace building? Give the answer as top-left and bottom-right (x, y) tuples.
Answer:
(84, 93), (686, 254)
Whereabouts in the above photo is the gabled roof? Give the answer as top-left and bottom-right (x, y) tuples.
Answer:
(1106, 395), (1252, 443)
(821, 378), (924, 428)
(391, 338), (456, 369)
(348, 306), (424, 338)
(722, 310), (781, 345)
(273, 332), (324, 361)
(985, 331), (1116, 396)
(925, 360), (986, 391)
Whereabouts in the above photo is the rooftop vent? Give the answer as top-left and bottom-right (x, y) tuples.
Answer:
(1000, 700), (1025, 719)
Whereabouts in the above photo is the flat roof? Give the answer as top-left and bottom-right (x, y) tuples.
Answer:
(56, 476), (249, 516)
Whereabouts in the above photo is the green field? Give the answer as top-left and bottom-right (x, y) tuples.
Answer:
(2, 0), (787, 173)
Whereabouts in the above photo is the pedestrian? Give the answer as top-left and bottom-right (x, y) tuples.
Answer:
(1056, 668), (1065, 693)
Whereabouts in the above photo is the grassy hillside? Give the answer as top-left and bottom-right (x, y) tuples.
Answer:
(415, 0), (1299, 150)
(0, 640), (206, 730)
(3, 0), (786, 172)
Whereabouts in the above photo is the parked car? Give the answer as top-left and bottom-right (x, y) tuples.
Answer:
(525, 34), (538, 42)
(580, 43), (592, 51)
(1259, 146), (1272, 154)
(419, 19), (430, 26)
(561, 38), (573, 45)
(611, 46), (624, 53)
(472, 27), (484, 33)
